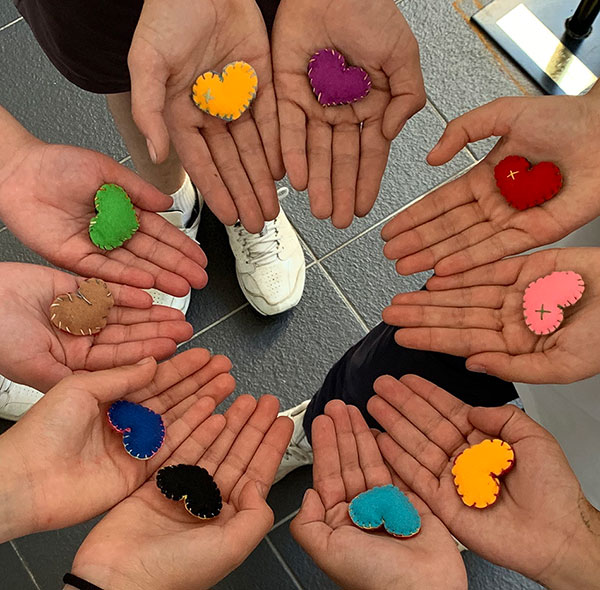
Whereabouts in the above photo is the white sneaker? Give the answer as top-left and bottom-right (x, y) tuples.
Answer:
(0, 375), (44, 421)
(147, 189), (204, 315)
(226, 188), (305, 316)
(275, 399), (313, 483)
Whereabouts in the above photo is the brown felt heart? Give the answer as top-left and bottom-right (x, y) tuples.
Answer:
(50, 278), (114, 336)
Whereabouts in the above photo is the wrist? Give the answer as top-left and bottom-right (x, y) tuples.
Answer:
(69, 563), (146, 590)
(540, 495), (600, 589)
(0, 106), (41, 186)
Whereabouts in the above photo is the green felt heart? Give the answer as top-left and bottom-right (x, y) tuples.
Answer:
(89, 184), (139, 250)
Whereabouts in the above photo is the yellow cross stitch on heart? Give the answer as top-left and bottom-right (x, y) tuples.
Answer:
(191, 61), (258, 121)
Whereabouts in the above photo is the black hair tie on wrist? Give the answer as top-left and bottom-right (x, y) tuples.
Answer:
(63, 573), (104, 590)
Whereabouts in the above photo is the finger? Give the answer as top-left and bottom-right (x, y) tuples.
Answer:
(347, 405), (391, 489)
(393, 327), (508, 357)
(390, 286), (504, 309)
(278, 99), (308, 190)
(99, 282), (152, 310)
(290, 488), (332, 556)
(367, 395), (450, 477)
(252, 80), (285, 180)
(94, 321), (192, 345)
(213, 395), (280, 501)
(128, 47), (170, 164)
(384, 202), (486, 262)
(355, 118), (390, 218)
(427, 98), (517, 166)
(381, 177), (473, 242)
(222, 481), (274, 559)
(465, 351), (564, 384)
(202, 121), (265, 233)
(325, 400), (366, 499)
(311, 414), (346, 509)
(229, 115), (280, 221)
(108, 305), (185, 326)
(54, 357), (157, 403)
(200, 395), (258, 475)
(136, 211), (208, 268)
(468, 404), (550, 444)
(426, 257), (523, 291)
(171, 123), (238, 226)
(84, 340), (177, 369)
(307, 120), (333, 219)
(229, 415), (294, 505)
(330, 123), (359, 229)
(76, 253), (155, 291)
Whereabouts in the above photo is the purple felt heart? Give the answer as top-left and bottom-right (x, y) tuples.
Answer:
(308, 48), (372, 107)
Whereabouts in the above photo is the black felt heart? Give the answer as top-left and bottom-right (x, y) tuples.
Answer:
(156, 464), (222, 519)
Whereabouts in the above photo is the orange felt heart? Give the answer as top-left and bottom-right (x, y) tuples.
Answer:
(192, 61), (257, 121)
(451, 439), (514, 509)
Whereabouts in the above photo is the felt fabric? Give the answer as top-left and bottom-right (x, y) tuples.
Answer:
(192, 62), (258, 121)
(89, 184), (139, 250)
(452, 439), (514, 509)
(494, 155), (563, 210)
(523, 271), (585, 335)
(349, 485), (421, 537)
(108, 400), (165, 460)
(308, 48), (371, 107)
(50, 278), (114, 336)
(156, 464), (222, 519)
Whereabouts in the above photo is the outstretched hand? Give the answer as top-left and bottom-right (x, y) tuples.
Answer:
(70, 394), (293, 590)
(273, 0), (425, 228)
(383, 248), (600, 383)
(128, 0), (284, 233)
(382, 93), (600, 275)
(369, 374), (600, 586)
(291, 400), (467, 590)
(0, 263), (195, 391)
(0, 140), (208, 295)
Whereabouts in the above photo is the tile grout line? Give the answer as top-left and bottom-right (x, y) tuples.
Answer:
(0, 16), (23, 32)
(270, 509), (300, 533)
(177, 302), (249, 348)
(264, 536), (306, 590)
(10, 541), (42, 590)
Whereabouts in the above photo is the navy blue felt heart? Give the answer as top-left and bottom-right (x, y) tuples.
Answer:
(349, 484), (421, 538)
(107, 400), (165, 460)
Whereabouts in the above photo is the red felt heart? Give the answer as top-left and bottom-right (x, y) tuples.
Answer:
(494, 155), (563, 210)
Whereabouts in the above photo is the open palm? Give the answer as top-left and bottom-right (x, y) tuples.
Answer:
(291, 400), (466, 590)
(128, 0), (283, 233)
(70, 395), (293, 590)
(370, 374), (591, 585)
(273, 0), (425, 228)
(0, 141), (207, 295)
(3, 349), (235, 539)
(0, 263), (194, 391)
(383, 248), (600, 383)
(382, 93), (600, 275)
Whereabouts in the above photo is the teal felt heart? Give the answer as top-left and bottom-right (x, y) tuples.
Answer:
(348, 484), (421, 538)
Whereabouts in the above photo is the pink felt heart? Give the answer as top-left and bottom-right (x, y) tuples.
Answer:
(308, 48), (371, 106)
(523, 271), (585, 335)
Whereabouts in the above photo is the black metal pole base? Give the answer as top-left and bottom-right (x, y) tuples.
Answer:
(472, 0), (600, 95)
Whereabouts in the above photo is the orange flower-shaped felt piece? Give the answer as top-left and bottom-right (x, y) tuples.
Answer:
(452, 439), (515, 509)
(192, 61), (258, 121)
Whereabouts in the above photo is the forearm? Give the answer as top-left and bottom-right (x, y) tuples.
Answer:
(0, 106), (39, 185)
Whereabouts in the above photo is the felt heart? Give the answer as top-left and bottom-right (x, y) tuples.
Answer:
(452, 439), (514, 508)
(156, 464), (222, 519)
(50, 278), (114, 336)
(107, 400), (165, 460)
(192, 61), (258, 121)
(348, 484), (421, 537)
(494, 155), (563, 210)
(523, 271), (585, 335)
(89, 184), (139, 250)
(308, 48), (371, 107)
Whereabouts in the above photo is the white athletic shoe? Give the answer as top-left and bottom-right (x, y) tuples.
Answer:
(226, 188), (305, 316)
(274, 399), (313, 483)
(0, 375), (44, 421)
(146, 189), (204, 315)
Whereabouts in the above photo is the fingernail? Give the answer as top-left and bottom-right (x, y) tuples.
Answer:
(301, 489), (312, 505)
(146, 138), (157, 164)
(467, 364), (487, 374)
(255, 481), (269, 497)
(137, 357), (154, 365)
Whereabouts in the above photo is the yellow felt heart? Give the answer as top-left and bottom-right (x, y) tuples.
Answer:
(192, 61), (258, 121)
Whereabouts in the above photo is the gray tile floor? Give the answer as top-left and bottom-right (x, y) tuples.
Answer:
(0, 0), (545, 588)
